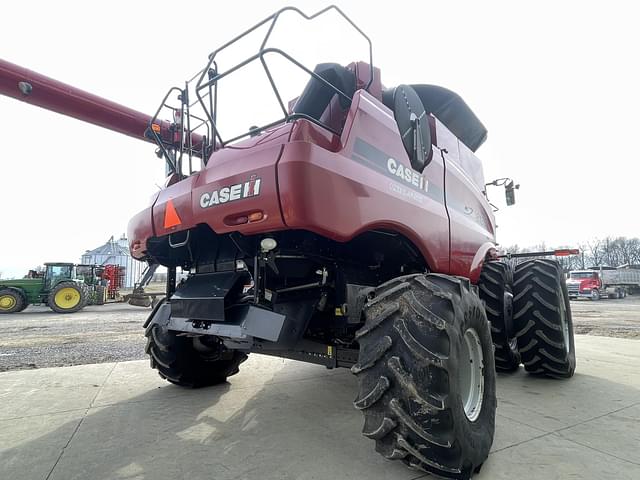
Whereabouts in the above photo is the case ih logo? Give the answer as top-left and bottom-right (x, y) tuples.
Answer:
(351, 138), (432, 197)
(199, 175), (261, 208)
(387, 158), (428, 192)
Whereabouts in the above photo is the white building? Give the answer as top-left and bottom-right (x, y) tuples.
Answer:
(81, 235), (144, 288)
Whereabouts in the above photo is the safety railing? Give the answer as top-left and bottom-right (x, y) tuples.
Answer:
(194, 5), (373, 151)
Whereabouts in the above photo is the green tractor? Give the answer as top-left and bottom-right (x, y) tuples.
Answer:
(0, 263), (89, 314)
(75, 264), (108, 306)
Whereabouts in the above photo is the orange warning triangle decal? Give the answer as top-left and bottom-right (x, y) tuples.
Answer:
(164, 199), (182, 229)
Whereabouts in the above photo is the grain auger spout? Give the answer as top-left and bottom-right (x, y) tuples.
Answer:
(0, 58), (209, 174)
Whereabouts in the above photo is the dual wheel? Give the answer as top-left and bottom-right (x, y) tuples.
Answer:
(479, 259), (576, 377)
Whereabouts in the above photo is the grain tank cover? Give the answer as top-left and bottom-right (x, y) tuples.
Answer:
(410, 85), (487, 152)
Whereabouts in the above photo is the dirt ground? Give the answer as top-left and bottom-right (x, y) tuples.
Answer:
(569, 294), (640, 338)
(0, 296), (638, 372)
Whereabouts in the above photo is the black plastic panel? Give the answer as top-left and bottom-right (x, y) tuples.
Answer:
(170, 271), (247, 321)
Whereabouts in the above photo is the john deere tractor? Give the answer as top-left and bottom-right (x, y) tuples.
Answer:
(0, 263), (89, 314)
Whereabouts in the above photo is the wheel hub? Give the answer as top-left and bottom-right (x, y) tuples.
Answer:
(0, 295), (16, 310)
(459, 328), (484, 422)
(54, 287), (81, 309)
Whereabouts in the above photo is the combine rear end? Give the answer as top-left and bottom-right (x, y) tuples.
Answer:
(0, 6), (577, 478)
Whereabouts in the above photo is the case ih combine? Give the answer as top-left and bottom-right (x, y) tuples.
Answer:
(1, 6), (576, 478)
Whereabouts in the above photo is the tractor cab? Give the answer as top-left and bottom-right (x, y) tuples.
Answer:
(75, 264), (104, 286)
(43, 263), (78, 291)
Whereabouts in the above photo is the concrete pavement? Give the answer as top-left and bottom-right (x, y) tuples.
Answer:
(1, 335), (638, 480)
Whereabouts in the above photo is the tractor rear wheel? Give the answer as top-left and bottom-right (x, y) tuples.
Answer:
(0, 288), (26, 314)
(79, 284), (91, 307)
(512, 259), (576, 378)
(145, 317), (248, 388)
(95, 286), (106, 305)
(353, 274), (496, 479)
(48, 282), (87, 313)
(478, 261), (520, 372)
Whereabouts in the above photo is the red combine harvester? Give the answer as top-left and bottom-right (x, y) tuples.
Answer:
(1, 6), (577, 478)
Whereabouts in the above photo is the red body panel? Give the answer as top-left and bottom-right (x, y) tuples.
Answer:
(579, 278), (601, 291)
(128, 89), (496, 282)
(436, 119), (496, 277)
(150, 124), (293, 241)
(278, 92), (450, 272)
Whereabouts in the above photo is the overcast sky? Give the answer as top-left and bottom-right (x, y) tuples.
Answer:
(1, 0), (639, 279)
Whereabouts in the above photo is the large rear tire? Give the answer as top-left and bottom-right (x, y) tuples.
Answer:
(48, 282), (86, 314)
(145, 320), (248, 388)
(353, 274), (496, 479)
(81, 284), (92, 308)
(0, 288), (26, 314)
(95, 285), (106, 305)
(478, 262), (520, 372)
(513, 259), (576, 378)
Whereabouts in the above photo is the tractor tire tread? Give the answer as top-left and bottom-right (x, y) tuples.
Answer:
(478, 262), (520, 372)
(0, 288), (27, 314)
(145, 320), (247, 388)
(354, 273), (496, 479)
(512, 259), (576, 378)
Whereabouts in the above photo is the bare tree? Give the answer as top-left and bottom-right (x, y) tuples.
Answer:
(628, 238), (640, 265)
(576, 243), (588, 269)
(587, 239), (605, 267)
(496, 237), (640, 271)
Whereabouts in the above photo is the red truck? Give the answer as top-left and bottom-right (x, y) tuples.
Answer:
(1, 6), (576, 478)
(567, 266), (640, 300)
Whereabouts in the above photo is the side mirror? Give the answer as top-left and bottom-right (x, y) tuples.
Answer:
(392, 85), (433, 172)
(485, 177), (519, 209)
(505, 179), (519, 206)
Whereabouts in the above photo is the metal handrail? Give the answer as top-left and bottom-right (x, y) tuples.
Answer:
(194, 5), (373, 150)
(148, 85), (211, 176)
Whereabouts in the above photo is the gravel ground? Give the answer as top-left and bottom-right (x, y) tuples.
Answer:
(0, 295), (638, 372)
(0, 304), (149, 372)
(570, 294), (640, 338)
